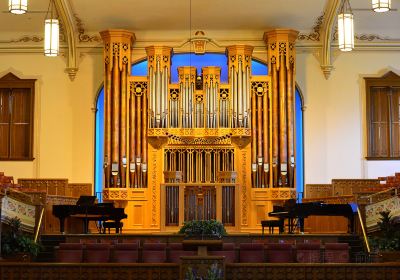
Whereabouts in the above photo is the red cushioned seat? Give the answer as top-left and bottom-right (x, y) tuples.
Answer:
(209, 243), (237, 263)
(296, 243), (321, 263)
(56, 243), (83, 263)
(142, 243), (167, 263)
(168, 243), (196, 263)
(112, 242), (139, 263)
(84, 243), (111, 263)
(239, 243), (264, 263)
(266, 243), (294, 263)
(324, 243), (349, 263)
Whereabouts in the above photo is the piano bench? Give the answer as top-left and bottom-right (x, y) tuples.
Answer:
(102, 221), (123, 234)
(261, 220), (284, 235)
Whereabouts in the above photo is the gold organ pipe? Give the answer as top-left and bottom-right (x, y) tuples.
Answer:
(287, 64), (295, 187)
(263, 87), (269, 188)
(112, 55), (120, 187)
(257, 95), (263, 160)
(104, 63), (112, 188)
(251, 88), (257, 185)
(279, 54), (288, 186)
(136, 95), (142, 186)
(272, 63), (279, 187)
(130, 88), (136, 187)
(120, 63), (127, 188)
(142, 86), (148, 187)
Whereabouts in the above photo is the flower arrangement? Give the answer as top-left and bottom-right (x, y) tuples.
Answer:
(178, 220), (226, 239)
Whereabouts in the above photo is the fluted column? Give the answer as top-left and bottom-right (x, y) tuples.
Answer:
(100, 29), (135, 188)
(264, 29), (298, 188)
(202, 67), (221, 128)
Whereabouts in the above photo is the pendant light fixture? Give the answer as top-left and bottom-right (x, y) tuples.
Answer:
(44, 0), (59, 57)
(372, 0), (391, 12)
(338, 0), (354, 52)
(9, 0), (28, 14)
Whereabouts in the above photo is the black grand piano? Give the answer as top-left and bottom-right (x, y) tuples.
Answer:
(52, 196), (127, 234)
(267, 199), (355, 234)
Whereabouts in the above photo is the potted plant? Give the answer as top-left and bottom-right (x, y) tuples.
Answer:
(369, 211), (400, 262)
(1, 217), (41, 261)
(178, 220), (226, 240)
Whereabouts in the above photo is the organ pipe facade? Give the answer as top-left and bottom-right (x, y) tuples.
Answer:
(100, 29), (298, 233)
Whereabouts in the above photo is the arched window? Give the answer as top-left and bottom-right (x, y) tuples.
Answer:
(94, 54), (304, 197)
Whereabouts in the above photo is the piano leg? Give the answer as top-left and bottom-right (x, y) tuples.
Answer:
(59, 217), (65, 233)
(299, 217), (305, 233)
(115, 219), (121, 234)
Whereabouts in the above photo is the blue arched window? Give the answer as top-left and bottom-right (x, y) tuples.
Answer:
(95, 53), (303, 197)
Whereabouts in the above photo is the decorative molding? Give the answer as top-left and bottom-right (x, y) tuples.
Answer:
(320, 0), (341, 80)
(54, 0), (78, 81)
(297, 14), (324, 41)
(0, 36), (43, 44)
(74, 14), (102, 43)
(241, 150), (248, 226)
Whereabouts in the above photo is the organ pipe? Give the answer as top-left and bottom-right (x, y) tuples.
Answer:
(100, 29), (135, 188)
(129, 88), (136, 187)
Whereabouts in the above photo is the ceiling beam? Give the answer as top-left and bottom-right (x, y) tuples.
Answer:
(54, 0), (78, 81)
(320, 0), (341, 79)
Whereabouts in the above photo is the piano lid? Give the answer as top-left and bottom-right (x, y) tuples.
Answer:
(76, 196), (96, 206)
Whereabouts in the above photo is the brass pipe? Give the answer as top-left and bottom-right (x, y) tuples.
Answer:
(286, 64), (295, 188)
(120, 63), (127, 188)
(130, 88), (136, 187)
(279, 54), (288, 186)
(136, 95), (142, 187)
(105, 63), (112, 188)
(112, 55), (120, 187)
(142, 86), (148, 187)
(272, 63), (279, 187)
(251, 87), (257, 186)
(263, 87), (269, 188)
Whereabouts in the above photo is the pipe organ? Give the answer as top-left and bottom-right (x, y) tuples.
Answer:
(100, 29), (298, 233)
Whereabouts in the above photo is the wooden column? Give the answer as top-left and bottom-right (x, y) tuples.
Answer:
(264, 29), (298, 188)
(100, 30), (135, 188)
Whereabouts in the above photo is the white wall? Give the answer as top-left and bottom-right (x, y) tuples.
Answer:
(297, 50), (400, 184)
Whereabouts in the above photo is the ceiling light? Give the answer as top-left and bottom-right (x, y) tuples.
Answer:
(372, 0), (391, 13)
(338, 0), (354, 52)
(9, 0), (27, 14)
(44, 0), (59, 57)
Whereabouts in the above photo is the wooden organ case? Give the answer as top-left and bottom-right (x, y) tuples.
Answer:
(100, 29), (298, 233)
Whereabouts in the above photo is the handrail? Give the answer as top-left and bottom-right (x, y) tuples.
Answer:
(360, 186), (400, 204)
(357, 206), (371, 254)
(34, 207), (45, 243)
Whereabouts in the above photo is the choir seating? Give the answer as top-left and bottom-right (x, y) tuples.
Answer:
(168, 243), (196, 263)
(239, 243), (264, 263)
(56, 243), (83, 263)
(265, 243), (294, 263)
(112, 242), (139, 263)
(208, 243), (237, 263)
(296, 243), (322, 263)
(84, 243), (111, 263)
(142, 243), (167, 263)
(324, 243), (350, 263)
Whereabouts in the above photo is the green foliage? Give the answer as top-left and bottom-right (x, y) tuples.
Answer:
(369, 211), (400, 252)
(1, 217), (41, 257)
(178, 220), (226, 239)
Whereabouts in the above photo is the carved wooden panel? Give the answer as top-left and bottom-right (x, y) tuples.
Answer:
(332, 179), (380, 196)
(304, 184), (333, 199)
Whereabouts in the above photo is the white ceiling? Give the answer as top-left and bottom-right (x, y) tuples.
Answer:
(0, 0), (399, 43)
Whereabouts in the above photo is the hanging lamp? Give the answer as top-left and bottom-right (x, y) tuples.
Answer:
(9, 0), (27, 14)
(44, 0), (59, 57)
(372, 0), (391, 12)
(338, 0), (354, 52)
